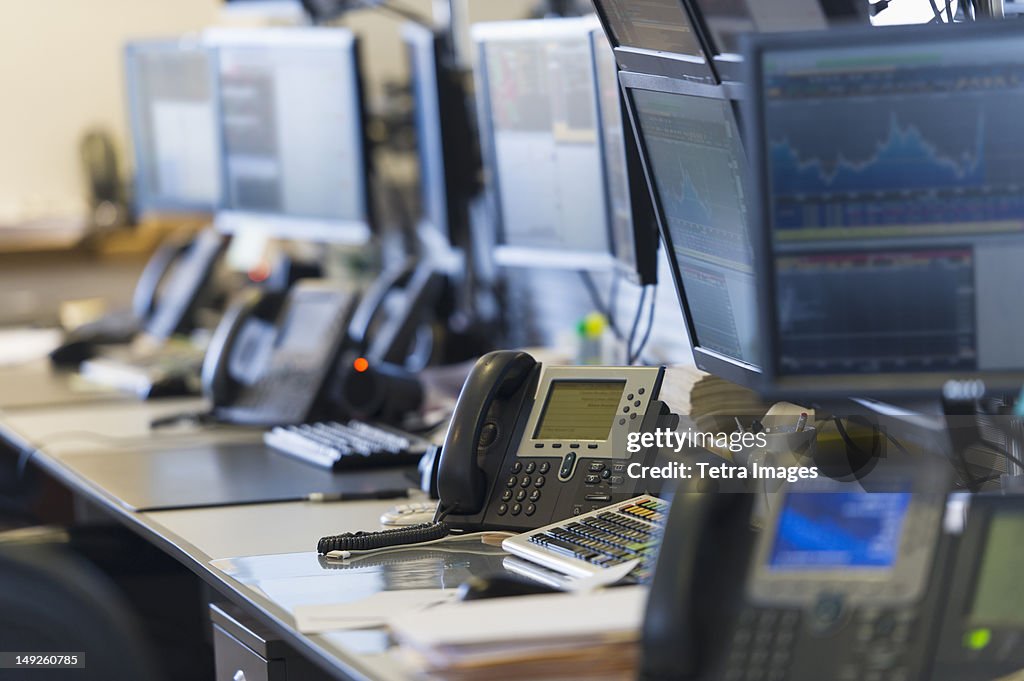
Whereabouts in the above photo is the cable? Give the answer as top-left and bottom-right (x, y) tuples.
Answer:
(317, 521), (452, 554)
(626, 286), (649, 364)
(629, 285), (657, 365)
(579, 270), (623, 341)
(322, 531), (512, 561)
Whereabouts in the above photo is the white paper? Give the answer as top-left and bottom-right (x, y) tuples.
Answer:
(293, 589), (457, 634)
(0, 328), (62, 367)
(389, 585), (647, 650)
(562, 559), (641, 593)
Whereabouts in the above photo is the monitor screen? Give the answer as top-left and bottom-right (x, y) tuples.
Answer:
(756, 29), (1024, 388)
(474, 19), (614, 271)
(769, 492), (912, 569)
(629, 86), (758, 371)
(597, 0), (704, 56)
(125, 40), (221, 213)
(969, 510), (1024, 627)
(210, 28), (370, 244)
(533, 380), (626, 440)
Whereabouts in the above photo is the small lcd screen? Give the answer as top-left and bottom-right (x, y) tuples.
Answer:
(969, 511), (1024, 627)
(769, 492), (911, 569)
(533, 380), (626, 441)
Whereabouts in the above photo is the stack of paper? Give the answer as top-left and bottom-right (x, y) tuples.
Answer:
(388, 586), (647, 680)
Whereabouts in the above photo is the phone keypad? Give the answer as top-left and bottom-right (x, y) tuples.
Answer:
(496, 458), (553, 516)
(724, 608), (800, 681)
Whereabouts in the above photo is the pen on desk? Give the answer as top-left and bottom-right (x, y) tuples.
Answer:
(307, 489), (410, 503)
(795, 413), (808, 433)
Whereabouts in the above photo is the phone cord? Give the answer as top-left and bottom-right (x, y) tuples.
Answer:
(316, 521), (451, 554)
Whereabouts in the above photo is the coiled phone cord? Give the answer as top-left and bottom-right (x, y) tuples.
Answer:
(317, 521), (452, 555)
(317, 505), (456, 556)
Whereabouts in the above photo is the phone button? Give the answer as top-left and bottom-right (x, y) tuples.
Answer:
(480, 422), (499, 447)
(511, 503), (522, 516)
(497, 503), (508, 516)
(534, 476), (546, 488)
(525, 461), (537, 474)
(525, 504), (536, 516)
(539, 462), (551, 474)
(585, 493), (611, 502)
(502, 489), (513, 502)
(520, 476), (532, 488)
(506, 476), (517, 488)
(558, 452), (577, 480)
(511, 462), (522, 474)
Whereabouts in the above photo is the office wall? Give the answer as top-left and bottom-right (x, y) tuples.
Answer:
(0, 0), (222, 224)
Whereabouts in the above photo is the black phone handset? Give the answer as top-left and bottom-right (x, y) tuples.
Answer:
(436, 351), (539, 518)
(133, 228), (228, 340)
(200, 288), (273, 408)
(132, 238), (190, 322)
(640, 489), (758, 681)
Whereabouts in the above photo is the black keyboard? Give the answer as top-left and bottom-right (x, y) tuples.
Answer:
(264, 421), (433, 470)
(502, 495), (668, 582)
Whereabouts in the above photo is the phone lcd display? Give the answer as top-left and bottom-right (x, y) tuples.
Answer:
(969, 511), (1024, 627)
(769, 492), (911, 569)
(533, 380), (626, 441)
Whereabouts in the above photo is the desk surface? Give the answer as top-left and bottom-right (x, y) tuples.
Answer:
(0, 363), (520, 681)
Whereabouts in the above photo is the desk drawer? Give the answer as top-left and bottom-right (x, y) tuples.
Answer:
(214, 624), (286, 681)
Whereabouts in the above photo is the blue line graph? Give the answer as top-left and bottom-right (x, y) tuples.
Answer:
(770, 113), (987, 196)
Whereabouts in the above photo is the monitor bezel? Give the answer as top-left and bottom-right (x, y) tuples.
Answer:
(124, 37), (222, 216)
(206, 27), (374, 246)
(472, 18), (617, 273)
(620, 69), (761, 388)
(588, 28), (660, 287)
(402, 22), (478, 252)
(745, 21), (1024, 401)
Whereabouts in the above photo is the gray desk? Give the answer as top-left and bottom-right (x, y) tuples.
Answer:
(0, 394), (489, 681)
(0, 358), (132, 410)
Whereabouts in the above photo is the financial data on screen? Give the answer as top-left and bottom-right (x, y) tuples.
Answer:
(760, 38), (1024, 377)
(632, 88), (757, 367)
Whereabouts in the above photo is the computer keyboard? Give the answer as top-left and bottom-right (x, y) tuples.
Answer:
(264, 420), (434, 471)
(501, 495), (668, 583)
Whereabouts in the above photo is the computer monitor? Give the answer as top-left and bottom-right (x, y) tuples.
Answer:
(402, 23), (476, 251)
(684, 0), (866, 85)
(207, 28), (372, 244)
(589, 28), (659, 286)
(473, 18), (615, 271)
(124, 39), (221, 215)
(591, 0), (717, 83)
(747, 22), (1024, 400)
(621, 73), (760, 386)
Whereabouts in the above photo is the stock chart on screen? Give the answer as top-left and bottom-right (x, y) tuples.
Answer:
(757, 37), (1024, 379)
(763, 49), (1024, 241)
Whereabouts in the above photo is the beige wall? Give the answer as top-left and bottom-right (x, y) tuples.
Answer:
(0, 0), (537, 226)
(0, 0), (222, 222)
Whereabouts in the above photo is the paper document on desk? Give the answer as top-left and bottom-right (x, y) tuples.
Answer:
(0, 328), (62, 366)
(389, 586), (646, 680)
(293, 589), (457, 633)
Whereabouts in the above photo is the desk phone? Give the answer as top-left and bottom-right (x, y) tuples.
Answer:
(202, 280), (357, 425)
(436, 351), (678, 532)
(642, 463), (952, 681)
